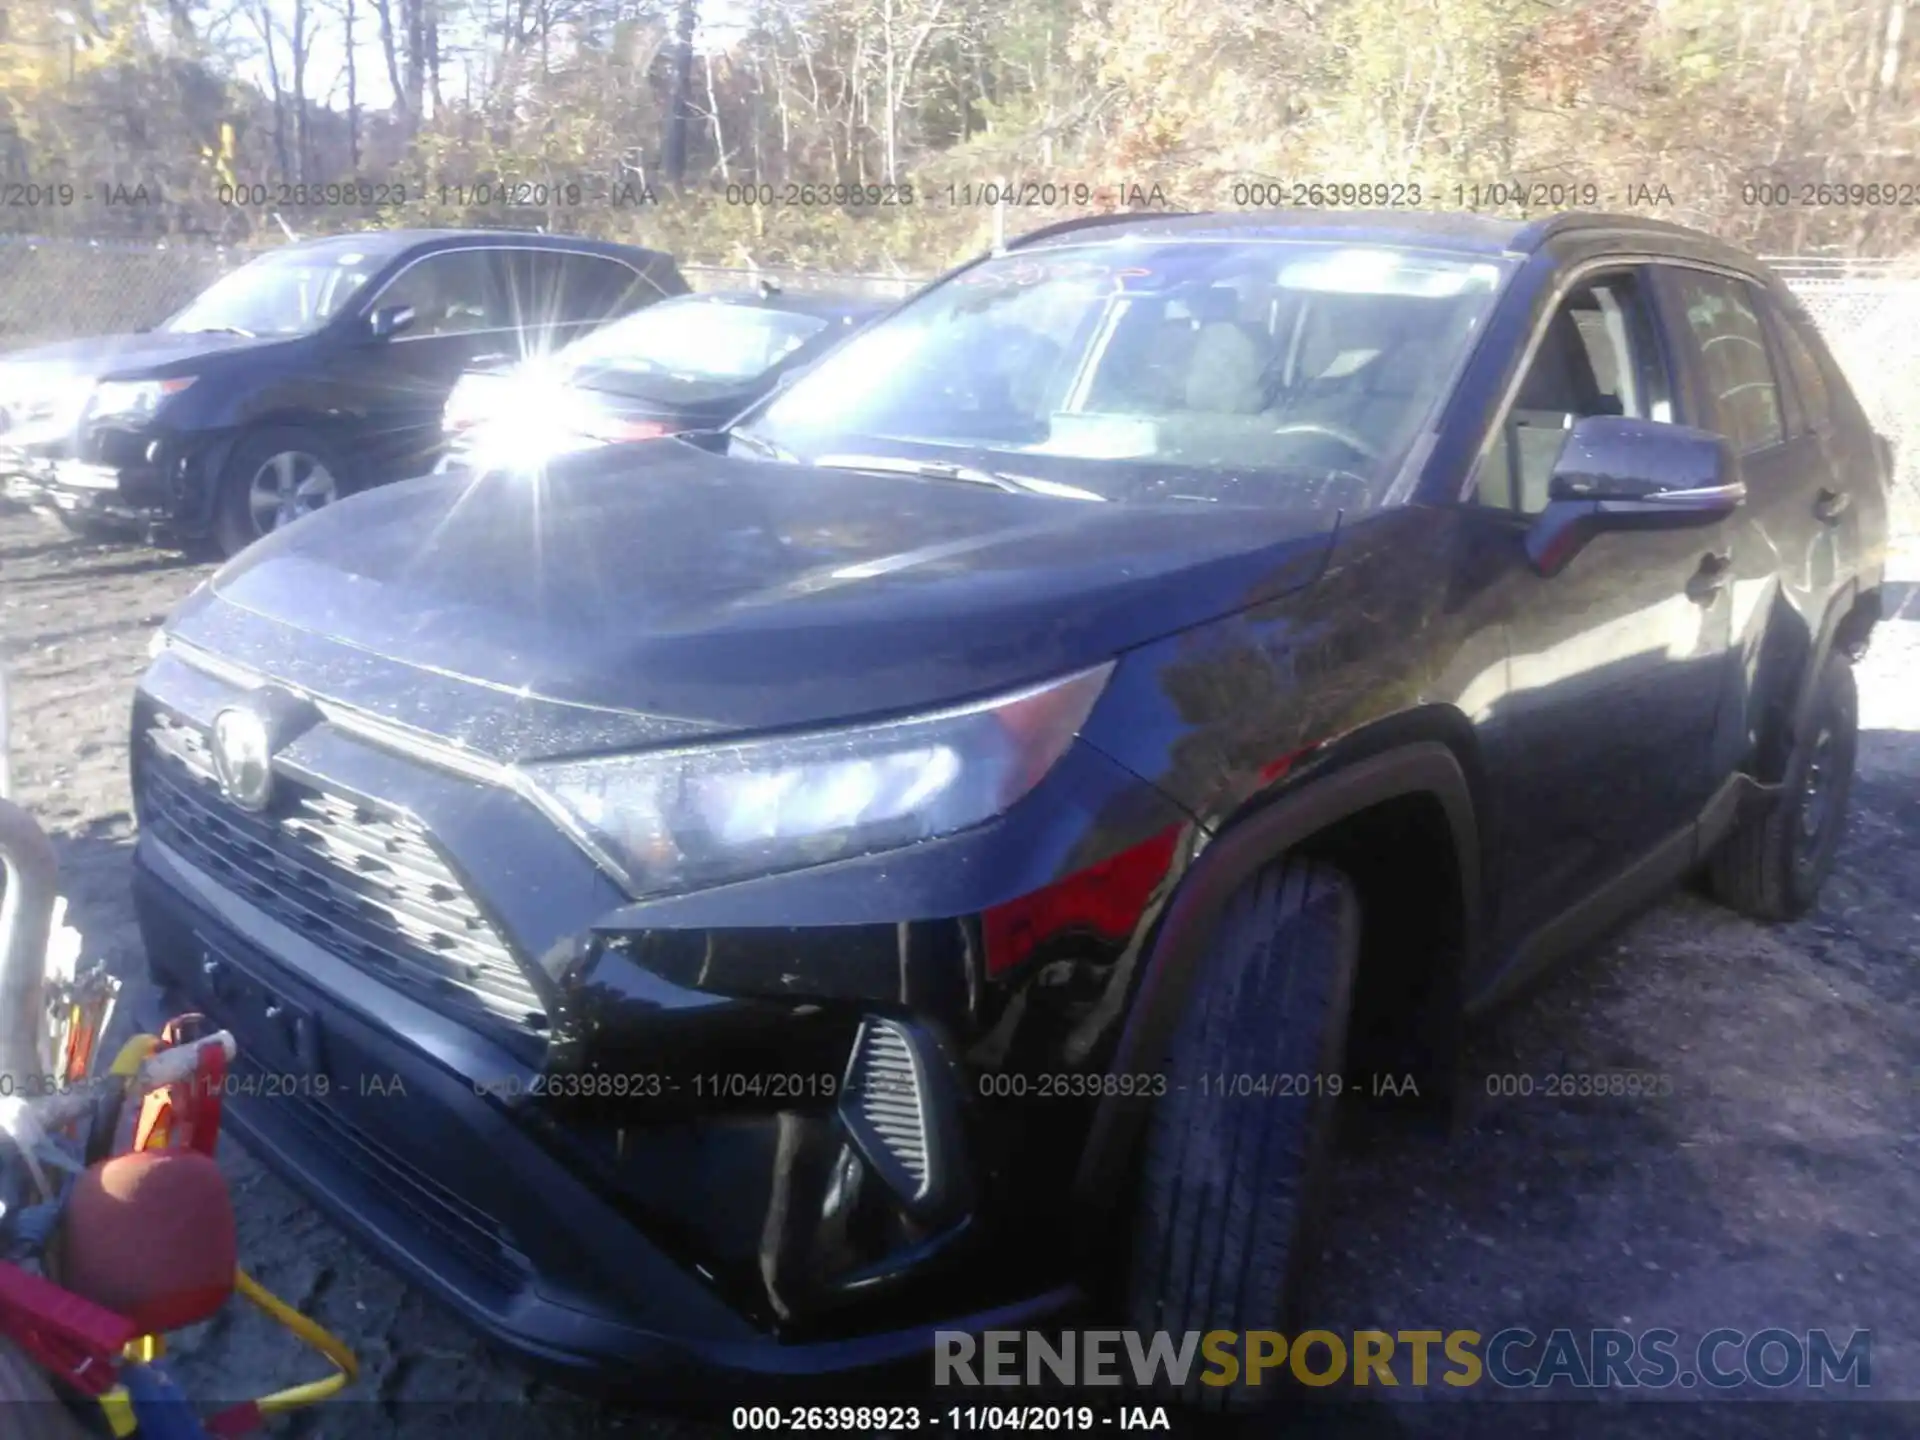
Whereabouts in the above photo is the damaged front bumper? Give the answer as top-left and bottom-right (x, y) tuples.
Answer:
(1, 428), (224, 539)
(126, 646), (1180, 1393)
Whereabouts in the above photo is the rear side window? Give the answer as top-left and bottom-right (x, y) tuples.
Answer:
(555, 254), (650, 322)
(1668, 271), (1785, 453)
(375, 249), (508, 336)
(490, 251), (607, 328)
(1773, 314), (1833, 433)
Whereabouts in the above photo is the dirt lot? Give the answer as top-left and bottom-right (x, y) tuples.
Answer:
(2, 504), (1917, 1438)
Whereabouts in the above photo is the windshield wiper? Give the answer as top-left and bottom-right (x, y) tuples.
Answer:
(187, 326), (255, 337)
(812, 453), (1104, 501)
(728, 429), (801, 463)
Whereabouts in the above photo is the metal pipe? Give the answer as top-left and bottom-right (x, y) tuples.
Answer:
(0, 797), (57, 1093)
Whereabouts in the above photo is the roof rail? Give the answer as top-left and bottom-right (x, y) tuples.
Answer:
(1509, 210), (1716, 253)
(1002, 208), (1189, 253)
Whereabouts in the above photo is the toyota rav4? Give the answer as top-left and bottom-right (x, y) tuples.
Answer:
(128, 210), (1891, 1406)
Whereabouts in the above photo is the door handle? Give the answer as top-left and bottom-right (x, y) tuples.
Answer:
(1814, 486), (1850, 523)
(1686, 551), (1732, 604)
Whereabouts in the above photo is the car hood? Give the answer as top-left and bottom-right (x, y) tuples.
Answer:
(173, 442), (1338, 762)
(0, 330), (263, 382)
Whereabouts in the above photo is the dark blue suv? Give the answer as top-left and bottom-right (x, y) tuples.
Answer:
(0, 230), (683, 555)
(129, 210), (1890, 1407)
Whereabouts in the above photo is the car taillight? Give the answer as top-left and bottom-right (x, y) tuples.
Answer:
(443, 382), (492, 433)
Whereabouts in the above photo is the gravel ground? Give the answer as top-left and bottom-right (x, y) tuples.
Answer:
(1, 505), (1917, 1439)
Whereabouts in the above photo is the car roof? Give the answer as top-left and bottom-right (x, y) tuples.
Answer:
(1001, 209), (1757, 268)
(269, 228), (677, 270)
(682, 288), (892, 322)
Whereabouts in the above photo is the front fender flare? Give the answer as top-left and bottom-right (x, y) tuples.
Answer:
(1070, 739), (1479, 1220)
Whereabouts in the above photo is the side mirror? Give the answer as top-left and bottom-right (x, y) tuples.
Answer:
(367, 304), (417, 341)
(1525, 415), (1744, 577)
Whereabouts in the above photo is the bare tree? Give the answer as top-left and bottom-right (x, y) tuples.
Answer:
(250, 0), (294, 175)
(662, 0), (699, 183)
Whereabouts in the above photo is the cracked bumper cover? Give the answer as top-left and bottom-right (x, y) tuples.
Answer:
(133, 835), (1079, 1396)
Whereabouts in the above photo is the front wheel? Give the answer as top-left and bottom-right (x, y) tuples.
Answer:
(1125, 855), (1360, 1411)
(213, 427), (345, 557)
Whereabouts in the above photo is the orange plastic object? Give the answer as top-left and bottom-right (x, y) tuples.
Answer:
(131, 1038), (225, 1159)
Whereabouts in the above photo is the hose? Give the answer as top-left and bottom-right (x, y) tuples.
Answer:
(0, 797), (58, 1102)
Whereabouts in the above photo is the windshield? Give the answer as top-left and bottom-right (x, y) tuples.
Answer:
(162, 246), (382, 338)
(560, 296), (830, 385)
(732, 239), (1512, 509)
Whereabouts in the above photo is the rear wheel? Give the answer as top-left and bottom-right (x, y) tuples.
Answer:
(1125, 855), (1359, 1411)
(1708, 653), (1858, 921)
(213, 427), (344, 558)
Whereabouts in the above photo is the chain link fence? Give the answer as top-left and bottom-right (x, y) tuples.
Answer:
(1, 234), (1916, 532)
(1766, 257), (1920, 538)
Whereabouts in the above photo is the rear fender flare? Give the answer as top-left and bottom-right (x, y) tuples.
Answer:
(1785, 579), (1865, 760)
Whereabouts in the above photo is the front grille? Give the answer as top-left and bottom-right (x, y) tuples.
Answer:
(140, 708), (547, 1033)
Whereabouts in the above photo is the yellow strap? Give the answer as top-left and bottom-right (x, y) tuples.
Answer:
(233, 1267), (359, 1412)
(97, 1386), (138, 1438)
(123, 1334), (164, 1362)
(107, 1034), (161, 1078)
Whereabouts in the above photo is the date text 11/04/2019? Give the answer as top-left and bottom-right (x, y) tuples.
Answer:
(730, 1405), (1174, 1432)
(1223, 181), (1679, 210)
(0, 1071), (410, 1101)
(466, 1070), (1423, 1102)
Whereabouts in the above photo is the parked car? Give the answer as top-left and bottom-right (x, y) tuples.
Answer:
(436, 286), (890, 472)
(0, 229), (685, 556)
(129, 210), (1889, 1406)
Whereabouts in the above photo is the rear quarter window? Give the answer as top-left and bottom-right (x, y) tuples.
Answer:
(556, 254), (656, 322)
(1774, 311), (1835, 433)
(1668, 270), (1786, 453)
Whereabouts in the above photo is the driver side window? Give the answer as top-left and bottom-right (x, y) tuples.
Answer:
(1474, 271), (1670, 515)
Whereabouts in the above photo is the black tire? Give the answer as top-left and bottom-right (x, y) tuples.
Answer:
(1126, 855), (1360, 1411)
(213, 426), (347, 558)
(1708, 652), (1858, 922)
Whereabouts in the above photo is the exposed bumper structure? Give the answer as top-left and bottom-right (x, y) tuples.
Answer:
(133, 840), (1079, 1396)
(126, 647), (1176, 1393)
(0, 429), (227, 538)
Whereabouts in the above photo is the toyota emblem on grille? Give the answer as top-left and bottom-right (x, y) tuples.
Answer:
(211, 706), (275, 812)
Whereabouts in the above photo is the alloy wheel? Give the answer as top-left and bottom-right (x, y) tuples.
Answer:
(246, 450), (338, 536)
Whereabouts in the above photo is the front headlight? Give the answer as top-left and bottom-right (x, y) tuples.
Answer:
(524, 664), (1114, 898)
(89, 376), (196, 422)
(0, 369), (96, 438)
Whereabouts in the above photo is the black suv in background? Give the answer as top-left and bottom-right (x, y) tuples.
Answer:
(130, 211), (1889, 1405)
(436, 285), (889, 472)
(0, 230), (684, 555)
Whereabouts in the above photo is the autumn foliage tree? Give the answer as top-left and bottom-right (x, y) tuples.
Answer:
(0, 0), (1914, 260)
